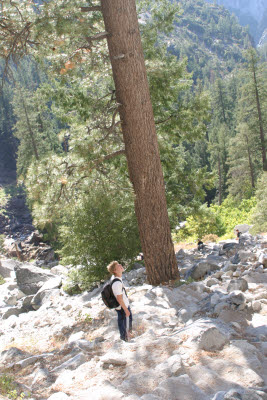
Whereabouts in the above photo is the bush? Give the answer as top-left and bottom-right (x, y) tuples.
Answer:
(0, 235), (5, 255)
(0, 274), (4, 285)
(58, 187), (141, 289)
(173, 195), (256, 243)
(211, 196), (256, 233)
(184, 203), (225, 239)
(0, 188), (9, 215)
(202, 234), (219, 243)
(251, 172), (267, 233)
(0, 374), (25, 399)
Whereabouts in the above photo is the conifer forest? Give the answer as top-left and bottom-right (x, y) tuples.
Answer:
(0, 0), (266, 288)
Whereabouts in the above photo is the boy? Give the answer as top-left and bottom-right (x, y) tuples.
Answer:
(107, 261), (132, 341)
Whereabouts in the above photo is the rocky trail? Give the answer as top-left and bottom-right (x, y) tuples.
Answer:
(0, 232), (267, 400)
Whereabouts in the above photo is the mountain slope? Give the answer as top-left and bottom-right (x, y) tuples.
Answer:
(205, 0), (267, 43)
(168, 0), (253, 82)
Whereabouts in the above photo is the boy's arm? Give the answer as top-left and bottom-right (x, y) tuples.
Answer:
(116, 294), (130, 316)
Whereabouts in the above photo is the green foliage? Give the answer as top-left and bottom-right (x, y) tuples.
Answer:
(0, 274), (5, 285)
(58, 187), (141, 289)
(251, 172), (267, 233)
(174, 195), (256, 241)
(0, 188), (9, 215)
(0, 374), (26, 399)
(202, 234), (219, 243)
(174, 276), (194, 287)
(170, 0), (252, 81)
(211, 196), (256, 232)
(185, 203), (225, 239)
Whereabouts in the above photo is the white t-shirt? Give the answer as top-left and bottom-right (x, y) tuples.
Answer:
(111, 276), (129, 310)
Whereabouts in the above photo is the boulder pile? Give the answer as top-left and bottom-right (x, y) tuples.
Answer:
(0, 233), (266, 400)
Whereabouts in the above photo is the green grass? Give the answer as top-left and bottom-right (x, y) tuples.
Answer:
(0, 374), (27, 399)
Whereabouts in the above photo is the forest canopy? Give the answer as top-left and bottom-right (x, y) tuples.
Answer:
(0, 0), (266, 287)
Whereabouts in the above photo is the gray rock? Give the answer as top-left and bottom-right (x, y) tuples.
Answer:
(51, 353), (87, 373)
(238, 250), (257, 262)
(223, 262), (238, 272)
(2, 306), (24, 319)
(31, 367), (51, 388)
(155, 354), (184, 376)
(0, 347), (30, 366)
(176, 249), (186, 258)
(187, 260), (220, 280)
(0, 259), (19, 278)
(13, 355), (41, 370)
(101, 352), (127, 366)
(206, 278), (220, 287)
(234, 224), (252, 234)
(119, 369), (165, 396)
(227, 291), (246, 306)
(252, 301), (262, 312)
(175, 318), (229, 351)
(50, 265), (69, 276)
(20, 295), (35, 311)
(211, 391), (227, 400)
(230, 253), (240, 265)
(47, 393), (70, 400)
(15, 263), (55, 295)
(152, 375), (207, 400)
(31, 277), (61, 309)
(220, 242), (239, 257)
(227, 278), (248, 292)
(259, 253), (267, 268)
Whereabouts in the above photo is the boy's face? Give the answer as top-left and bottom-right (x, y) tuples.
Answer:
(114, 263), (124, 275)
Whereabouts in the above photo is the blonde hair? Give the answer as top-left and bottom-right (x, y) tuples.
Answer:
(107, 261), (118, 275)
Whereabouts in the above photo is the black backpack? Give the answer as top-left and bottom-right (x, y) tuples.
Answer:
(101, 278), (121, 309)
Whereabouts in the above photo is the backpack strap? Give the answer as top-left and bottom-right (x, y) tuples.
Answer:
(111, 278), (128, 298)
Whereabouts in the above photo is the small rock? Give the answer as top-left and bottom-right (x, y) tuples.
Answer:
(227, 278), (248, 292)
(252, 301), (262, 312)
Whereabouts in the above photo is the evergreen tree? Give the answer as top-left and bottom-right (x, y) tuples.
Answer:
(239, 48), (267, 171)
(227, 123), (260, 199)
(12, 85), (61, 177)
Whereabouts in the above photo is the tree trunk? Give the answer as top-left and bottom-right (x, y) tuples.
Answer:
(100, 0), (179, 285)
(245, 134), (255, 188)
(21, 95), (39, 160)
(218, 155), (222, 205)
(253, 68), (267, 171)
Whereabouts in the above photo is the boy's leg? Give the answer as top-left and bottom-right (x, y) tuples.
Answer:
(129, 307), (133, 333)
(116, 309), (127, 341)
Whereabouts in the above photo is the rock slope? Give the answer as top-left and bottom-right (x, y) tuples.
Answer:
(0, 233), (267, 400)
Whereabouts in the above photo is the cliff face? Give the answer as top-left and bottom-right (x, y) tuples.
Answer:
(205, 0), (267, 43)
(216, 0), (266, 22)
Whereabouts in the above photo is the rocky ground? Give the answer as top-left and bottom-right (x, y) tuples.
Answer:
(0, 186), (55, 264)
(0, 232), (267, 400)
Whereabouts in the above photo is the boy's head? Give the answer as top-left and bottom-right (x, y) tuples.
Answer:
(107, 261), (124, 276)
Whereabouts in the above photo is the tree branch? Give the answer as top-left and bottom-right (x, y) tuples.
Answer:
(85, 31), (109, 46)
(81, 6), (102, 12)
(155, 115), (174, 125)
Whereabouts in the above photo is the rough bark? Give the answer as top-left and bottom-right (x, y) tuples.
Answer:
(245, 134), (255, 188)
(21, 96), (39, 160)
(218, 156), (222, 205)
(100, 0), (179, 285)
(253, 68), (267, 171)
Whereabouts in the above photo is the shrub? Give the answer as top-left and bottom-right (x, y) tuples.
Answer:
(0, 274), (4, 285)
(251, 172), (267, 233)
(58, 187), (141, 289)
(211, 196), (256, 233)
(0, 188), (9, 215)
(185, 203), (225, 239)
(0, 374), (25, 399)
(202, 234), (219, 243)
